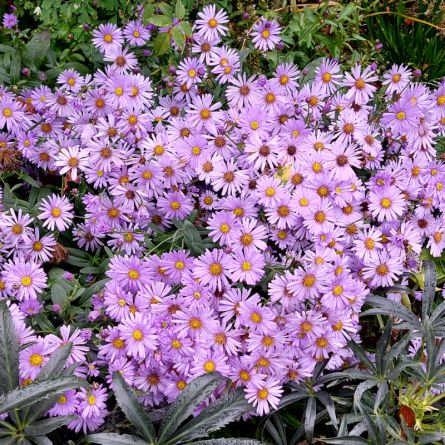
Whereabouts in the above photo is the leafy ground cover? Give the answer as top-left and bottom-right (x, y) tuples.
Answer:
(0, 1), (445, 444)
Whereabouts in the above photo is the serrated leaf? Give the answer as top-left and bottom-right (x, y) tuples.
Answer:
(24, 415), (75, 436)
(167, 389), (251, 444)
(175, 0), (185, 19)
(87, 433), (148, 445)
(158, 373), (224, 444)
(179, 21), (192, 36)
(0, 377), (85, 413)
(112, 373), (156, 443)
(0, 301), (19, 396)
(24, 31), (51, 66)
(172, 26), (186, 50)
(154, 32), (172, 56)
(149, 15), (172, 27)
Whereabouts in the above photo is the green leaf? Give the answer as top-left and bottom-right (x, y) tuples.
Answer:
(166, 389), (252, 444)
(153, 32), (172, 56)
(24, 415), (75, 436)
(190, 441), (270, 445)
(51, 283), (69, 306)
(0, 301), (19, 396)
(158, 373), (224, 444)
(87, 433), (149, 445)
(9, 52), (20, 83)
(175, 0), (186, 19)
(0, 377), (85, 414)
(33, 437), (53, 445)
(422, 260), (436, 319)
(149, 15), (172, 27)
(143, 4), (155, 23)
(112, 373), (156, 443)
(179, 21), (192, 36)
(172, 26), (186, 50)
(304, 396), (316, 442)
(323, 438), (369, 445)
(23, 31), (51, 66)
(183, 220), (203, 255)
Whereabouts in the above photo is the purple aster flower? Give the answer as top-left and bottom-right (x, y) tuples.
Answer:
(251, 18), (282, 52)
(92, 23), (124, 54)
(107, 255), (151, 293)
(2, 13), (18, 28)
(48, 390), (78, 417)
(342, 64), (378, 105)
(227, 249), (265, 285)
(195, 4), (229, 41)
(38, 194), (74, 231)
(119, 312), (157, 359)
(193, 249), (231, 291)
(245, 375), (283, 415)
(4, 261), (47, 300)
(123, 20), (151, 46)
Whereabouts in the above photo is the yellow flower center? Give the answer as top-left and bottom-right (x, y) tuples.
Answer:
(332, 285), (343, 296)
(208, 18), (218, 28)
(88, 395), (96, 405)
(204, 360), (216, 373)
(241, 261), (252, 271)
(115, 87), (123, 96)
(302, 274), (316, 287)
(104, 33), (113, 43)
(29, 353), (44, 367)
(189, 317), (202, 329)
(21, 276), (32, 287)
(128, 269), (140, 280)
(396, 111), (406, 120)
(322, 72), (331, 82)
(132, 329), (143, 341)
(2, 108), (12, 117)
(51, 208), (61, 217)
(381, 198), (392, 209)
(209, 262), (222, 275)
(220, 223), (230, 233)
(257, 388), (269, 400)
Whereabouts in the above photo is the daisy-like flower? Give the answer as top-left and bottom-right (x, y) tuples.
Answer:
(19, 339), (51, 380)
(177, 57), (206, 88)
(195, 4), (229, 41)
(119, 312), (157, 359)
(342, 63), (378, 105)
(427, 219), (445, 257)
(104, 47), (139, 74)
(245, 375), (283, 415)
(54, 146), (88, 181)
(0, 96), (28, 134)
(382, 64), (412, 95)
(362, 251), (403, 288)
(193, 249), (231, 291)
(48, 390), (78, 417)
(4, 261), (47, 300)
(78, 384), (108, 419)
(38, 194), (74, 231)
(227, 249), (265, 285)
(315, 58), (342, 95)
(251, 18), (282, 52)
(107, 255), (151, 293)
(92, 23), (124, 54)
(368, 188), (406, 222)
(123, 20), (151, 46)
(352, 226), (383, 262)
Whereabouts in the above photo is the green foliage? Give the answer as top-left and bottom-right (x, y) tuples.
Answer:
(0, 301), (86, 444)
(88, 372), (266, 445)
(364, 0), (445, 80)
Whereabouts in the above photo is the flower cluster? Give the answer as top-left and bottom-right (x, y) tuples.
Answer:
(0, 3), (445, 432)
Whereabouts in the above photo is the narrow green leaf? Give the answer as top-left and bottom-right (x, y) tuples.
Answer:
(112, 372), (156, 443)
(0, 378), (85, 414)
(166, 388), (251, 445)
(0, 301), (19, 396)
(154, 32), (172, 56)
(189, 440), (270, 445)
(422, 260), (436, 319)
(323, 438), (369, 444)
(304, 396), (316, 442)
(24, 415), (75, 436)
(158, 373), (224, 444)
(87, 433), (148, 445)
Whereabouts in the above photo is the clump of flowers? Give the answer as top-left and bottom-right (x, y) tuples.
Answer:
(0, 3), (444, 434)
